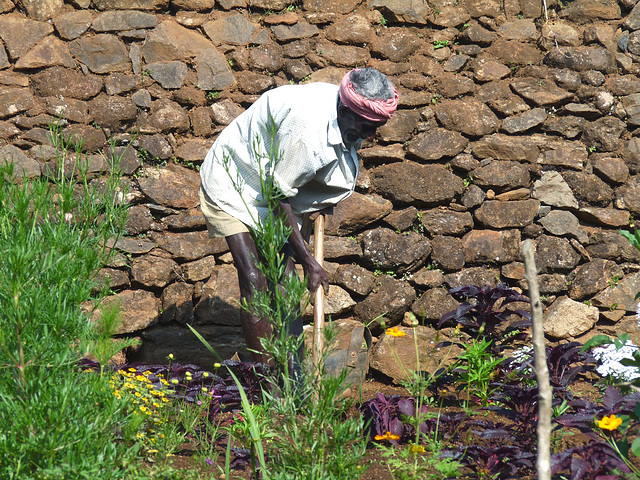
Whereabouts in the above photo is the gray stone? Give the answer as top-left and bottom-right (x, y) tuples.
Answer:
(510, 78), (573, 106)
(542, 115), (586, 139)
(544, 46), (617, 73)
(196, 48), (236, 91)
(89, 94), (138, 129)
(271, 21), (319, 41)
(92, 0), (169, 9)
(532, 171), (578, 209)
(320, 235), (362, 260)
(302, 284), (356, 317)
(0, 145), (40, 178)
(53, 10), (94, 40)
(369, 28), (423, 62)
(576, 207), (630, 228)
(361, 227), (431, 273)
(540, 210), (588, 243)
(593, 156), (629, 184)
(444, 266), (500, 289)
(501, 107), (547, 134)
(475, 199), (540, 229)
(535, 235), (581, 273)
(582, 116), (627, 152)
(161, 281), (194, 325)
(411, 287), (459, 323)
(470, 58), (511, 82)
(537, 140), (587, 170)
(147, 61), (188, 89)
(353, 275), (416, 331)
(593, 272), (640, 312)
(69, 34), (130, 74)
(430, 235), (465, 271)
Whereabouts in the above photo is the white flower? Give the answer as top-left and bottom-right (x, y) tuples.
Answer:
(592, 340), (640, 382)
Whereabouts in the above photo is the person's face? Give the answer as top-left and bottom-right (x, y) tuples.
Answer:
(337, 104), (387, 145)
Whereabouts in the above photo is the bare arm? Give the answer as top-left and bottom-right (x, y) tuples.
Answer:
(276, 199), (329, 294)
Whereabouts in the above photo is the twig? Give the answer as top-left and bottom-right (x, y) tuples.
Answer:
(522, 239), (551, 480)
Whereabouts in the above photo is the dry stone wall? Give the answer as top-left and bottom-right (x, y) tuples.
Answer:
(3, 0), (640, 370)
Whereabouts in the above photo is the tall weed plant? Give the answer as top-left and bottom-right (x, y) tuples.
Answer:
(0, 122), (137, 479)
(193, 115), (370, 479)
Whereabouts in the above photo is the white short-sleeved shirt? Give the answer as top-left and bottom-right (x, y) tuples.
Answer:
(199, 82), (359, 230)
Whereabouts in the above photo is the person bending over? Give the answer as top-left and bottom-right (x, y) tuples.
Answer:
(199, 68), (398, 364)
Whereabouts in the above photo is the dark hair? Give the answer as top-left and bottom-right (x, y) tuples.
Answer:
(349, 68), (395, 101)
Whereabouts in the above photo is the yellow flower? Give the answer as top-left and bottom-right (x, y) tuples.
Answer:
(409, 444), (426, 454)
(385, 326), (406, 337)
(167, 354), (174, 360)
(140, 406), (147, 412)
(128, 368), (137, 373)
(203, 372), (209, 378)
(171, 379), (179, 385)
(214, 363), (221, 369)
(598, 414), (623, 431)
(374, 431), (400, 441)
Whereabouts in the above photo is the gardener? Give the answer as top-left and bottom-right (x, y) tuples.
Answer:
(199, 68), (398, 365)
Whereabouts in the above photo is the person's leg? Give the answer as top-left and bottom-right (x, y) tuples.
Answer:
(226, 232), (272, 364)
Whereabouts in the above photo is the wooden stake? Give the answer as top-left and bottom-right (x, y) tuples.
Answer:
(522, 239), (551, 480)
(312, 214), (325, 376)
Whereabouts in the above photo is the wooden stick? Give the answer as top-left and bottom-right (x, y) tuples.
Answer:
(522, 239), (551, 480)
(312, 214), (325, 376)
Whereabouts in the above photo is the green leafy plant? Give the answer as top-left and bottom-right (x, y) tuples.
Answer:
(432, 40), (449, 50)
(453, 338), (505, 407)
(0, 121), (139, 479)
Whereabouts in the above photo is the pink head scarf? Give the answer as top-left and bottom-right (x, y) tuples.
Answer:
(339, 69), (399, 122)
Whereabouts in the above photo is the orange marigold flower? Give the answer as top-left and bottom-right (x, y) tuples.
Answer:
(409, 444), (426, 454)
(385, 327), (406, 337)
(375, 431), (400, 441)
(598, 414), (622, 431)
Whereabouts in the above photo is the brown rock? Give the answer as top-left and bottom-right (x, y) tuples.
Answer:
(194, 263), (241, 326)
(149, 230), (228, 261)
(131, 253), (180, 288)
(31, 66), (103, 100)
(99, 289), (160, 335)
(411, 287), (460, 322)
(430, 235), (465, 271)
(371, 162), (465, 206)
(420, 209), (473, 236)
(161, 281), (194, 324)
(137, 163), (200, 209)
(353, 275), (416, 331)
(569, 258), (624, 300)
(462, 229), (521, 264)
(361, 227), (431, 273)
(325, 192), (393, 236)
(333, 264), (376, 296)
(406, 128), (468, 161)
